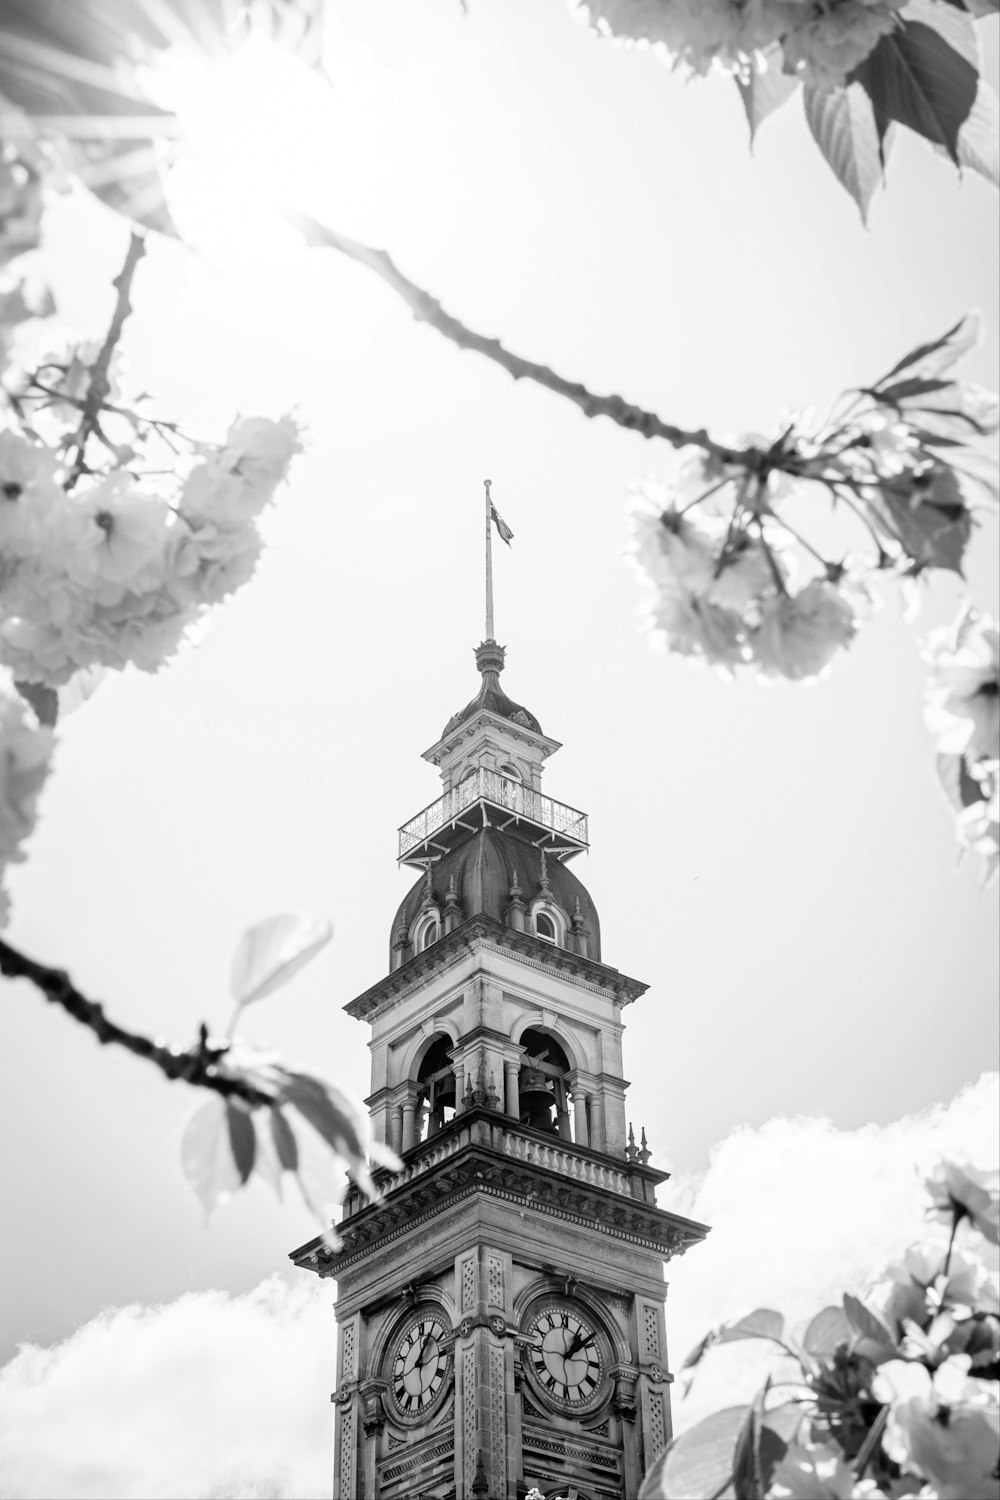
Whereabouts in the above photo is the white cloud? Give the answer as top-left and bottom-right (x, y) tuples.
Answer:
(0, 1277), (334, 1500)
(1, 1075), (996, 1498)
(663, 1072), (1000, 1431)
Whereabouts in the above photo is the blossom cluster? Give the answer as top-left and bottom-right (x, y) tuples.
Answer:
(0, 235), (301, 923)
(0, 669), (54, 924)
(572, 0), (908, 91)
(924, 611), (999, 884)
(0, 411), (300, 688)
(644, 1160), (1000, 1500)
(626, 315), (998, 685)
(625, 317), (999, 875)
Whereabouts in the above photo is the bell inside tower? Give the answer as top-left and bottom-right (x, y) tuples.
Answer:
(416, 1033), (457, 1139)
(518, 1028), (572, 1139)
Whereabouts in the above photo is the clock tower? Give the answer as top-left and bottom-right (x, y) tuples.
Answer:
(290, 631), (709, 1500)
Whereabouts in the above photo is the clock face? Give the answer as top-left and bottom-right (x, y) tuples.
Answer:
(526, 1305), (605, 1409)
(388, 1312), (450, 1420)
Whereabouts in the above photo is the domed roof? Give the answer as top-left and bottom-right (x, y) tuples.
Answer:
(390, 828), (600, 964)
(442, 640), (542, 739)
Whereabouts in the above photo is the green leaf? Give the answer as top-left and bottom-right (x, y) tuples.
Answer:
(230, 911), (333, 1008)
(802, 1305), (852, 1357)
(850, 21), (979, 163)
(877, 465), (972, 573)
(873, 376), (956, 405)
(843, 1293), (897, 1350)
(640, 1406), (751, 1500)
(271, 1105), (299, 1172)
(180, 1096), (243, 1220)
(226, 1101), (256, 1184)
(803, 83), (889, 220)
(736, 54), (800, 145)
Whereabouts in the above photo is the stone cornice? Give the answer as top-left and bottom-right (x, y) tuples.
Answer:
(289, 1120), (708, 1278)
(345, 917), (648, 1022)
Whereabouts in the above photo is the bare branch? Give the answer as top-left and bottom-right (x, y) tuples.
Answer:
(0, 936), (274, 1108)
(64, 229), (146, 490)
(292, 212), (743, 463)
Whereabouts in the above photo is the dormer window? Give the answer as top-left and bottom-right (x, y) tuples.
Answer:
(534, 912), (557, 943)
(415, 915), (440, 951)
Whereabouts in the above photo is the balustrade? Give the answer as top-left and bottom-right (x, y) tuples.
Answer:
(399, 768), (588, 858)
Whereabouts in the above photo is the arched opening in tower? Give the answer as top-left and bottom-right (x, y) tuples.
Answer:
(518, 1028), (573, 1141)
(416, 1033), (457, 1140)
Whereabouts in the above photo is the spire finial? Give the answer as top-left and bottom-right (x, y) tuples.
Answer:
(538, 847), (551, 894)
(484, 479), (495, 642)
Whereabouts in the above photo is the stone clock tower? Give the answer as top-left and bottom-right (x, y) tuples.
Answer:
(290, 637), (709, 1500)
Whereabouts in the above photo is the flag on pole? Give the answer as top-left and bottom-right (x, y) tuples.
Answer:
(490, 504), (514, 546)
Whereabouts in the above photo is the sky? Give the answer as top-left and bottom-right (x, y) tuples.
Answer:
(0, 0), (998, 1494)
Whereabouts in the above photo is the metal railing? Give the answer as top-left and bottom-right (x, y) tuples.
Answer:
(399, 768), (588, 858)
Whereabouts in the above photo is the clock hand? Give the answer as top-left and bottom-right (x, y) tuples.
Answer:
(564, 1328), (594, 1361)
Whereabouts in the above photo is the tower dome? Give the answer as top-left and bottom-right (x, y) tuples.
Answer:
(390, 828), (601, 965)
(441, 640), (542, 738)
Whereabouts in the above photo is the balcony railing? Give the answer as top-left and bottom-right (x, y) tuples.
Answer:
(398, 768), (588, 859)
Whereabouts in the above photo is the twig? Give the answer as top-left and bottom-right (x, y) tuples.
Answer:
(64, 230), (146, 491)
(0, 936), (274, 1108)
(853, 1405), (888, 1480)
(291, 211), (744, 463)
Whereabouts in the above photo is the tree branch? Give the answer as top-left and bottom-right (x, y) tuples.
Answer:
(64, 228), (146, 490)
(292, 212), (743, 463)
(0, 936), (274, 1108)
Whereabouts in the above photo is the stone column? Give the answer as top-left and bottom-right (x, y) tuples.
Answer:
(504, 1060), (520, 1120)
(401, 1096), (417, 1153)
(572, 1089), (589, 1148)
(390, 1103), (403, 1155)
(590, 1092), (606, 1152)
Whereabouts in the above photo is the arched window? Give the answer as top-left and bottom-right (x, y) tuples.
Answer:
(534, 911), (556, 943)
(498, 762), (522, 782)
(519, 1028), (573, 1140)
(414, 914), (440, 951)
(531, 902), (566, 946)
(417, 1034), (457, 1139)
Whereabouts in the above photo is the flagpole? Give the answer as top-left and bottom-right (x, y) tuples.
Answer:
(484, 478), (494, 641)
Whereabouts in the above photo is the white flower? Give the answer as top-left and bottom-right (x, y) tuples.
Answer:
(925, 614), (1000, 770)
(50, 477), (170, 602)
(572, 0), (787, 75)
(750, 579), (857, 680)
(925, 1162), (1000, 1247)
(873, 1355), (1000, 1500)
(0, 671), (55, 926)
(854, 411), (922, 478)
(778, 0), (903, 92)
(0, 429), (66, 558)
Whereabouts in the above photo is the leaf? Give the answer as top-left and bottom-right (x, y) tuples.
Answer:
(736, 53), (800, 145)
(953, 80), (1000, 184)
(877, 465), (972, 573)
(873, 376), (956, 406)
(640, 1406), (751, 1500)
(803, 83), (889, 220)
(226, 1101), (256, 1184)
(850, 21), (979, 164)
(180, 1095), (243, 1219)
(843, 1293), (897, 1351)
(715, 1309), (786, 1348)
(230, 911), (333, 1008)
(936, 752), (989, 813)
(14, 680), (58, 726)
(802, 1305), (852, 1357)
(271, 1105), (300, 1172)
(277, 1069), (368, 1173)
(873, 313), (979, 387)
(680, 1309), (787, 1378)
